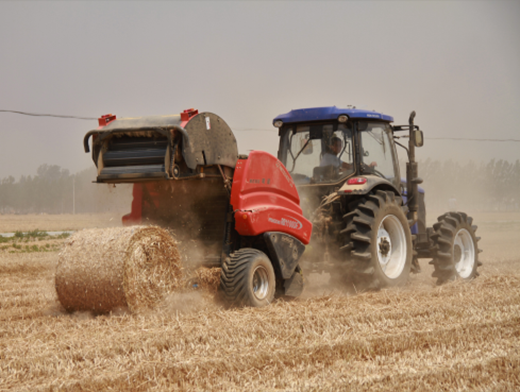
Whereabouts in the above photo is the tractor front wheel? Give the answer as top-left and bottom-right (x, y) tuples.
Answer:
(430, 212), (481, 285)
(220, 248), (276, 307)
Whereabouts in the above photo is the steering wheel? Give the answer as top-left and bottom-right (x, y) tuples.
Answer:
(362, 163), (385, 178)
(372, 169), (387, 178)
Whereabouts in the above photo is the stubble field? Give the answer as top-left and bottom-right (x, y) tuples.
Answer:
(0, 212), (519, 391)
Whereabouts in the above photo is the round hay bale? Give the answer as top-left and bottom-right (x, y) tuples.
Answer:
(55, 226), (182, 314)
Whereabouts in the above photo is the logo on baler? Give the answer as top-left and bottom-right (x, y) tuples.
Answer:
(249, 178), (271, 184)
(268, 215), (303, 230)
(276, 161), (294, 188)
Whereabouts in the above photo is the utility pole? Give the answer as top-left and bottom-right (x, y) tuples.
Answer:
(73, 175), (76, 215)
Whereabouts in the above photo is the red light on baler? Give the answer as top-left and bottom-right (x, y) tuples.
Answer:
(180, 108), (199, 121)
(347, 177), (367, 185)
(98, 114), (116, 127)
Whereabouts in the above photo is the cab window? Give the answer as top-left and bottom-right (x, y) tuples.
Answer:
(285, 123), (354, 184)
(359, 122), (398, 182)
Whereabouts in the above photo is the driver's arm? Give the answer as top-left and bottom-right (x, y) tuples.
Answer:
(340, 161), (376, 171)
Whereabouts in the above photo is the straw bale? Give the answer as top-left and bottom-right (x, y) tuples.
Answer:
(55, 226), (182, 313)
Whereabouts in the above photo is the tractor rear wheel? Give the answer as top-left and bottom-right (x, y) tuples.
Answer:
(342, 190), (412, 289)
(220, 248), (276, 307)
(430, 212), (481, 285)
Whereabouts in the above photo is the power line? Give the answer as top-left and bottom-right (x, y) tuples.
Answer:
(427, 137), (520, 143)
(0, 110), (96, 120)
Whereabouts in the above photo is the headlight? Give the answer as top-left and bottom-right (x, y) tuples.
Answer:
(338, 115), (348, 123)
(274, 120), (283, 128)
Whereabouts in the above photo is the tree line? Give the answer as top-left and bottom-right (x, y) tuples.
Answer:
(0, 165), (132, 214)
(416, 159), (520, 212)
(0, 159), (519, 214)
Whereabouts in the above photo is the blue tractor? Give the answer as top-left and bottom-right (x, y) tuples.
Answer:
(273, 106), (482, 288)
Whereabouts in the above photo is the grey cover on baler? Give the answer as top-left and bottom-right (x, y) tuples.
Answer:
(84, 112), (238, 183)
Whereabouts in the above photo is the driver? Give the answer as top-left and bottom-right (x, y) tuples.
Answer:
(320, 136), (352, 170)
(320, 136), (377, 171)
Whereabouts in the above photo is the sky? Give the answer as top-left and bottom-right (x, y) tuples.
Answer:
(0, 1), (519, 180)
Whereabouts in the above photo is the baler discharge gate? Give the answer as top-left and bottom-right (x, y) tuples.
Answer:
(84, 111), (238, 183)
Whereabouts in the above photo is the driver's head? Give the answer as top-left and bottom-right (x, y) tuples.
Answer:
(330, 136), (342, 155)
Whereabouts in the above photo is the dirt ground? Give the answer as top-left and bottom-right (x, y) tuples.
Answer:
(0, 212), (519, 391)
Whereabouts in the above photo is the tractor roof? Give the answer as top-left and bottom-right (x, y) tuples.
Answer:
(273, 106), (393, 125)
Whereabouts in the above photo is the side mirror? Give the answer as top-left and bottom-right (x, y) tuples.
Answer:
(414, 130), (424, 147)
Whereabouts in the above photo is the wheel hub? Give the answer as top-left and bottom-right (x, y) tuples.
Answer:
(376, 215), (407, 279)
(453, 229), (476, 279)
(377, 228), (392, 265)
(379, 237), (391, 258)
(454, 244), (462, 263)
(252, 265), (270, 300)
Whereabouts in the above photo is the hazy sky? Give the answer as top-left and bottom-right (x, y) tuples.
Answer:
(0, 1), (519, 179)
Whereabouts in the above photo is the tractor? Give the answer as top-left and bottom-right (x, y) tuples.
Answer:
(272, 106), (482, 288)
(83, 109), (311, 307)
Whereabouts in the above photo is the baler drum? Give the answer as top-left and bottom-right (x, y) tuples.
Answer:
(97, 135), (171, 182)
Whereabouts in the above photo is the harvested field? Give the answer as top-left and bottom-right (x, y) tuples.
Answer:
(0, 213), (123, 233)
(0, 213), (519, 391)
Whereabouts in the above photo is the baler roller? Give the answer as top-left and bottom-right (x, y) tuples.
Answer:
(102, 139), (168, 167)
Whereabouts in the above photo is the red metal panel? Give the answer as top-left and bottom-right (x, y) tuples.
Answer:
(230, 151), (312, 245)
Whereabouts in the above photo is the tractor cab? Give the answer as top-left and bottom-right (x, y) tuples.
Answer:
(275, 107), (401, 199)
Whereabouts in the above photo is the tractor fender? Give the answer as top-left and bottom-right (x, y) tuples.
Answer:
(337, 175), (400, 197)
(263, 231), (305, 280)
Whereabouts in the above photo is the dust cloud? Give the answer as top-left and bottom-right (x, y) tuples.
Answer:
(159, 291), (216, 315)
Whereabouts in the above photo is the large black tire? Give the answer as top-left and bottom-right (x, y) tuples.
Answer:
(341, 190), (413, 289)
(220, 248), (276, 307)
(430, 212), (482, 285)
